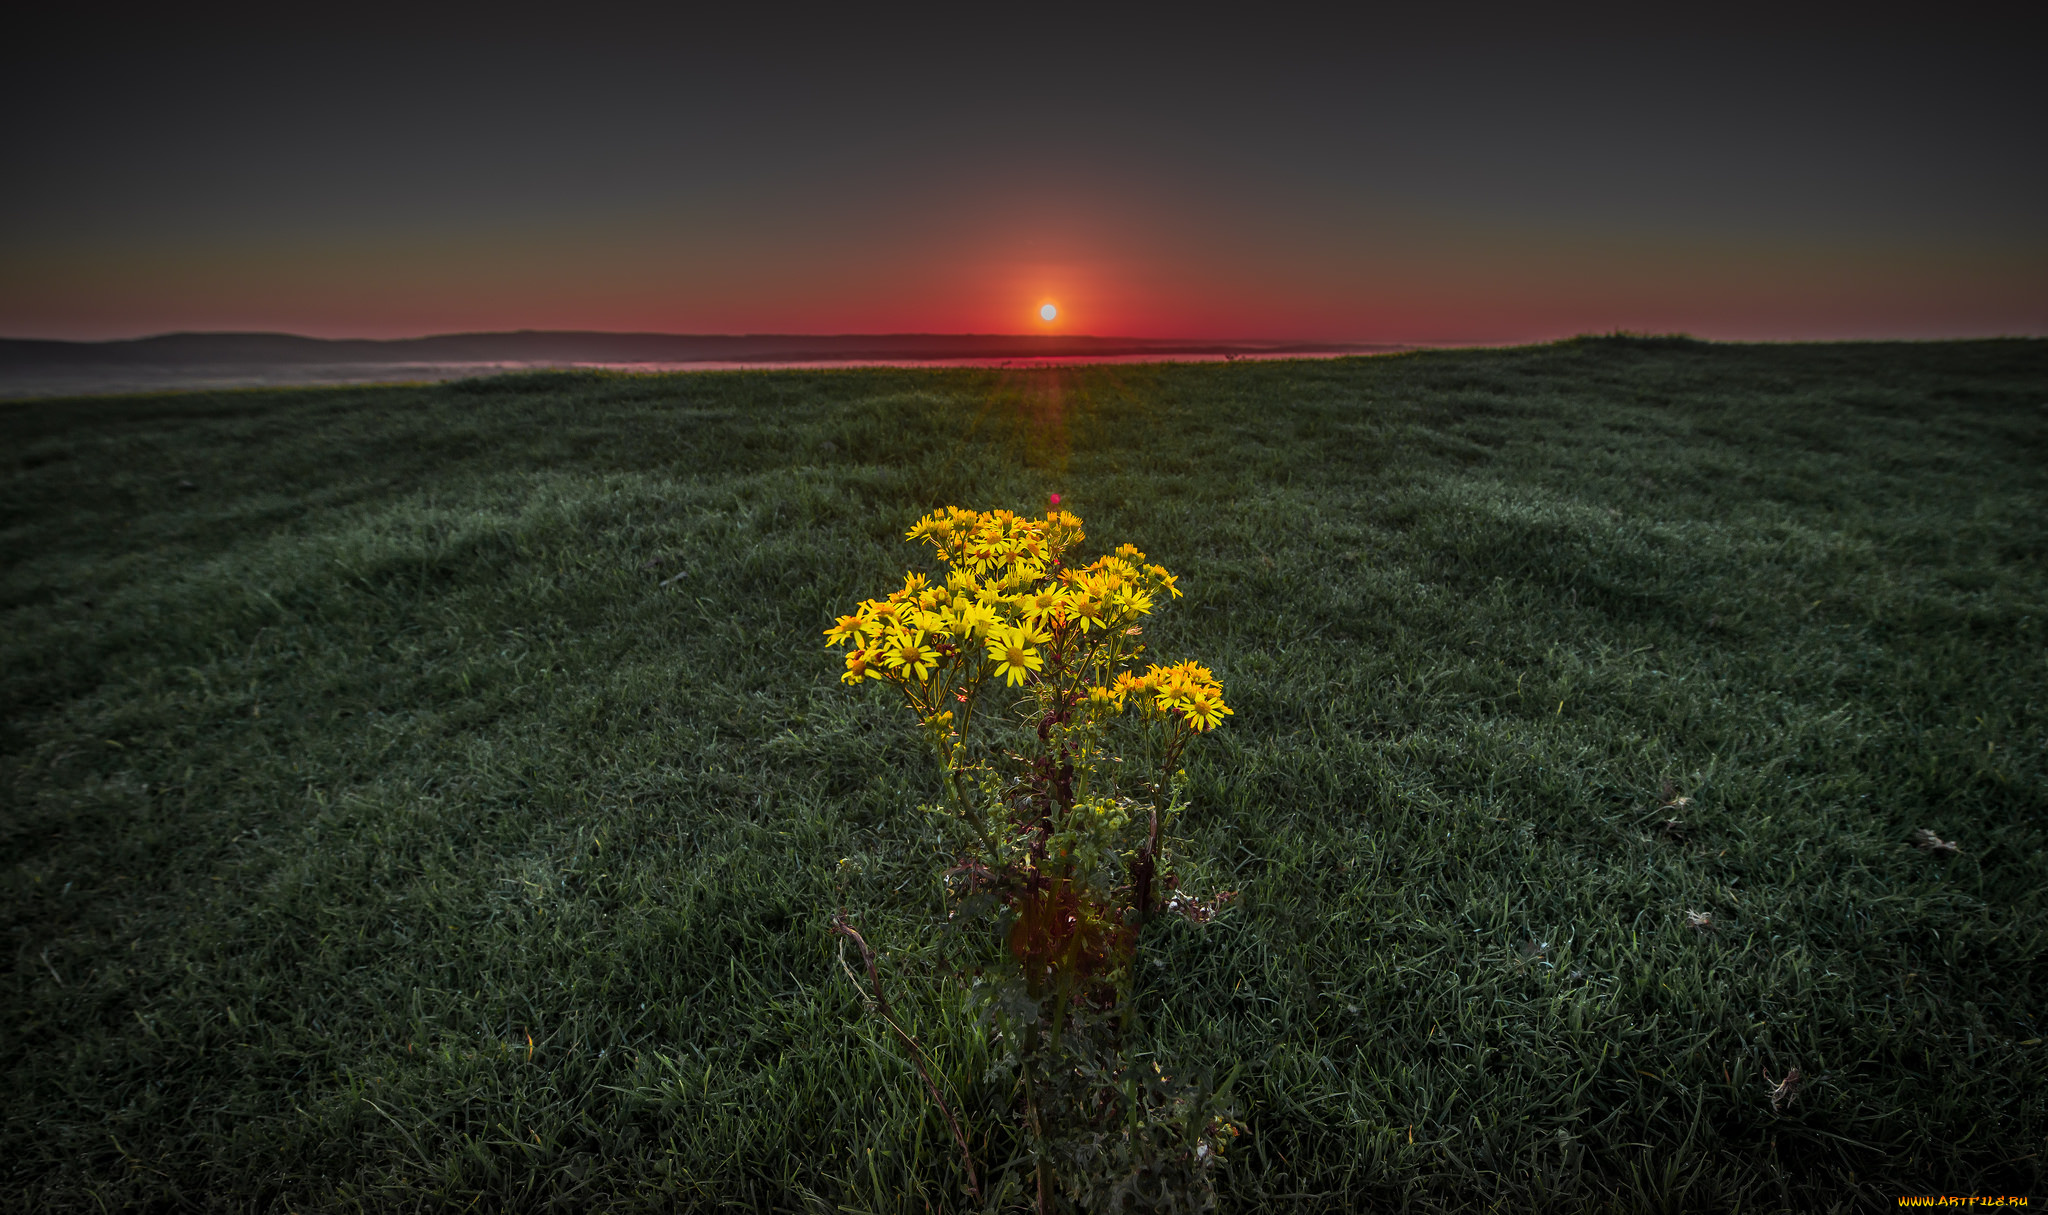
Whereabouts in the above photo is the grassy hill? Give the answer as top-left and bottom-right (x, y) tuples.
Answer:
(4, 338), (2044, 1211)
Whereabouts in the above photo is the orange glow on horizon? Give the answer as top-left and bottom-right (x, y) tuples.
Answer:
(2, 224), (2041, 343)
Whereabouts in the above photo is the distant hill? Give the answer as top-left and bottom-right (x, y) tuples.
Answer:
(0, 330), (1402, 399)
(0, 330), (1391, 368)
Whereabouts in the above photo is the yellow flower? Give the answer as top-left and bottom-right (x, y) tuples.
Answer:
(881, 630), (940, 681)
(842, 648), (880, 684)
(1067, 593), (1104, 632)
(958, 600), (1000, 640)
(1149, 660), (1215, 704)
(1092, 555), (1139, 582)
(987, 626), (1044, 686)
(1068, 569), (1113, 602)
(823, 613), (864, 646)
(1180, 687), (1233, 731)
(1011, 620), (1051, 647)
(1145, 565), (1182, 598)
(1134, 662), (1179, 709)
(1018, 586), (1068, 628)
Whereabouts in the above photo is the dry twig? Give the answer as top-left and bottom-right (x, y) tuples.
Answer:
(830, 913), (980, 1202)
(1910, 829), (1960, 856)
(1767, 1066), (1803, 1112)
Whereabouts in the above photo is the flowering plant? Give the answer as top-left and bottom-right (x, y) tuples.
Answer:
(827, 502), (1238, 1211)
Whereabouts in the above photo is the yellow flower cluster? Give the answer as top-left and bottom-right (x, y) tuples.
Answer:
(1111, 661), (1234, 732)
(824, 507), (1230, 733)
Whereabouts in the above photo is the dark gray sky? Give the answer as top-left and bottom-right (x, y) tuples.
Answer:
(5, 6), (2041, 340)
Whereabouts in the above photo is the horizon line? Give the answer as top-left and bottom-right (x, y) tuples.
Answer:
(6, 328), (2041, 350)
(2, 328), (1400, 347)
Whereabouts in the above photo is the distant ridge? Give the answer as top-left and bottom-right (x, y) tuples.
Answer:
(0, 330), (1393, 368)
(0, 330), (1405, 400)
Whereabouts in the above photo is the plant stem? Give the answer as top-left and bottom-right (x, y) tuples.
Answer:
(1023, 1019), (1054, 1215)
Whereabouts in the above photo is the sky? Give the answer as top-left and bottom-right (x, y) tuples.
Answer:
(3, 6), (2043, 344)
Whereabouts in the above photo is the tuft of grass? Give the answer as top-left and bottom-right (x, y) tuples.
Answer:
(3, 342), (2045, 1211)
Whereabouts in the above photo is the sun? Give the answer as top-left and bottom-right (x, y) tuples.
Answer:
(1038, 303), (1059, 323)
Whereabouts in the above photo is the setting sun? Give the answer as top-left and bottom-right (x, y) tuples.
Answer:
(1039, 303), (1058, 322)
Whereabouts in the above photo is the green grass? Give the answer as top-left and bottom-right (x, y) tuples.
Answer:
(4, 338), (2045, 1212)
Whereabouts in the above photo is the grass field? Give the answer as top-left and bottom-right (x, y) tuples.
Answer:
(4, 338), (2046, 1212)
